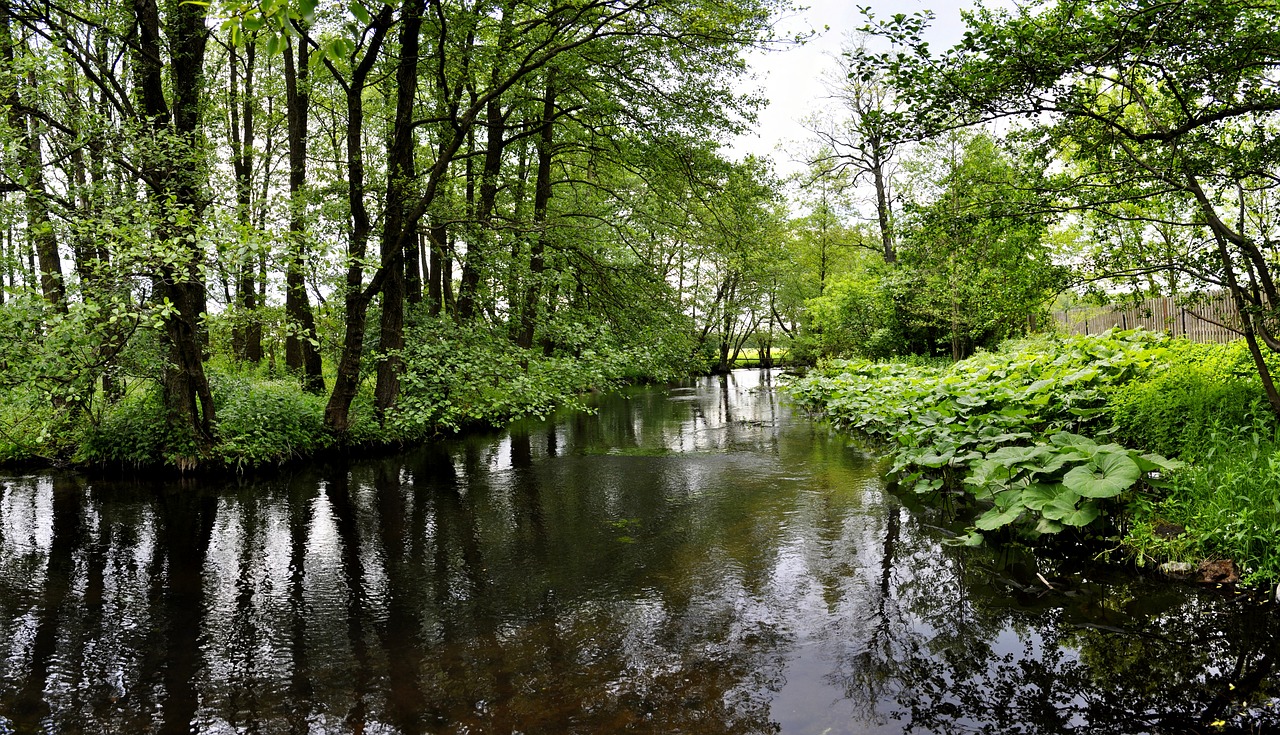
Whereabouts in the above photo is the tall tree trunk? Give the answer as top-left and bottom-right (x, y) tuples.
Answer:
(0, 7), (64, 311)
(871, 139), (895, 264)
(230, 42), (263, 362)
(456, 94), (506, 321)
(131, 0), (216, 455)
(406, 231), (423, 305)
(374, 0), (423, 416)
(518, 68), (556, 350)
(283, 36), (325, 393)
(428, 220), (445, 317)
(323, 8), (393, 433)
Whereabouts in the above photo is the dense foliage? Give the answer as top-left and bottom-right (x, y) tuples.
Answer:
(788, 330), (1280, 585)
(0, 0), (803, 468)
(787, 330), (1182, 544)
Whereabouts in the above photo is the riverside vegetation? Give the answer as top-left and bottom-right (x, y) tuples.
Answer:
(786, 329), (1280, 587)
(7, 0), (1280, 597)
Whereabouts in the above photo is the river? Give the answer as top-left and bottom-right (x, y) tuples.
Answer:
(0, 370), (1276, 733)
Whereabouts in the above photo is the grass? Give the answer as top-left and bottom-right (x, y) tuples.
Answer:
(1125, 415), (1280, 586)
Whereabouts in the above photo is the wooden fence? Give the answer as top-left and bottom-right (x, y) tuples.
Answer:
(1052, 294), (1240, 343)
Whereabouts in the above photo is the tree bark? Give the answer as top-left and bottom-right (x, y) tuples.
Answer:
(518, 68), (556, 350)
(131, 0), (216, 454)
(283, 36), (325, 393)
(323, 7), (394, 433)
(456, 93), (506, 321)
(374, 0), (423, 416)
(0, 6), (64, 311)
(230, 42), (263, 362)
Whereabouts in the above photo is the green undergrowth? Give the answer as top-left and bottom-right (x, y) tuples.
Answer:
(1113, 340), (1280, 584)
(785, 330), (1182, 546)
(4, 318), (700, 471)
(787, 329), (1280, 586)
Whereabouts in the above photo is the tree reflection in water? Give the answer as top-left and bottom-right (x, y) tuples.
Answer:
(0, 371), (1275, 733)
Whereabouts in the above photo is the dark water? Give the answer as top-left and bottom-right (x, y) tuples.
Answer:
(0, 371), (1277, 734)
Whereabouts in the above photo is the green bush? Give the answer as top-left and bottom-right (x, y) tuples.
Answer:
(210, 373), (331, 469)
(796, 274), (902, 361)
(1108, 340), (1269, 459)
(785, 330), (1181, 542)
(0, 389), (78, 464)
(1127, 415), (1280, 585)
(77, 370), (332, 469)
(75, 386), (193, 467)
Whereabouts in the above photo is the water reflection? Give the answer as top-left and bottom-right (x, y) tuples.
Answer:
(0, 370), (1276, 733)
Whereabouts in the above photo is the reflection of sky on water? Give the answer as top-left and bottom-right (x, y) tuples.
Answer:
(0, 370), (1277, 733)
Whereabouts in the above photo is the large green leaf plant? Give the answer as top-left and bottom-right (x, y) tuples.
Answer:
(786, 329), (1183, 542)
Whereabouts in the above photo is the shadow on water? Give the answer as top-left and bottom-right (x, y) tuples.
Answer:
(0, 369), (1277, 733)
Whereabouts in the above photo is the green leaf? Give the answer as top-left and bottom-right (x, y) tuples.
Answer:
(1059, 501), (1101, 527)
(1040, 489), (1082, 520)
(1034, 517), (1065, 535)
(1049, 431), (1097, 452)
(1020, 482), (1065, 511)
(349, 1), (371, 25)
(987, 444), (1052, 467)
(975, 503), (1024, 530)
(1134, 452), (1185, 474)
(1062, 450), (1140, 498)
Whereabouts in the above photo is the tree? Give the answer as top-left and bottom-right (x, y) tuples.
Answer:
(812, 31), (910, 264)
(894, 130), (1061, 359)
(857, 0), (1280, 414)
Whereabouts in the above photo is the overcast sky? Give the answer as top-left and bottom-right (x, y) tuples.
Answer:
(730, 0), (988, 175)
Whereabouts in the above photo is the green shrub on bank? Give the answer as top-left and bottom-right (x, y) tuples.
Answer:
(210, 374), (332, 469)
(0, 390), (79, 464)
(1109, 341), (1269, 458)
(76, 371), (332, 468)
(75, 388), (181, 466)
(388, 317), (695, 439)
(1126, 415), (1280, 585)
(785, 330), (1181, 543)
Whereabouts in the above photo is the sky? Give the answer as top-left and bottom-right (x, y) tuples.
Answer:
(730, 0), (987, 176)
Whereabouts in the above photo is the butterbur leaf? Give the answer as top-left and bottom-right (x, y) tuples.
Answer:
(1040, 489), (1082, 520)
(1134, 452), (1185, 474)
(1060, 501), (1101, 527)
(1035, 517), (1065, 535)
(1049, 432), (1097, 452)
(964, 458), (1008, 489)
(1063, 451), (1140, 498)
(975, 503), (1024, 530)
(1020, 482), (1065, 511)
(987, 444), (1052, 467)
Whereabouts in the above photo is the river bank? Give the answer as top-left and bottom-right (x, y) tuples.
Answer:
(783, 329), (1280, 590)
(0, 323), (706, 474)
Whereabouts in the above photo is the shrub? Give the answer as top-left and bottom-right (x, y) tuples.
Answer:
(1108, 340), (1270, 459)
(75, 386), (191, 467)
(785, 330), (1181, 542)
(210, 373), (331, 469)
(1126, 414), (1280, 585)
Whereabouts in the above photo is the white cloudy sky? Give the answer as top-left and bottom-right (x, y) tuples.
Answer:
(731, 0), (990, 174)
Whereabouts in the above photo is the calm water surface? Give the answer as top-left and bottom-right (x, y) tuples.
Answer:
(0, 371), (1277, 734)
